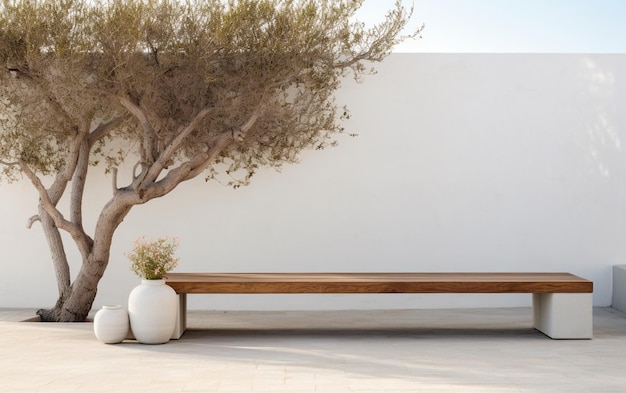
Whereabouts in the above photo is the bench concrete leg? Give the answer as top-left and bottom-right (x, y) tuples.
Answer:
(612, 265), (626, 313)
(171, 294), (187, 340)
(532, 293), (592, 339)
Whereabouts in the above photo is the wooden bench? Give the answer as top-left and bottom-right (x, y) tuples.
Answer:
(165, 272), (593, 339)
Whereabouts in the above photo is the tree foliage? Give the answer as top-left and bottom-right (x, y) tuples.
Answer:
(1, 0), (415, 186)
(0, 0), (417, 321)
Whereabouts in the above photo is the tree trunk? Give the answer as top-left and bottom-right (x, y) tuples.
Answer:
(37, 197), (133, 322)
(37, 264), (101, 322)
(38, 205), (71, 297)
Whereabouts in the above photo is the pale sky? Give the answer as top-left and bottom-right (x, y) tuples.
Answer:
(358, 0), (626, 53)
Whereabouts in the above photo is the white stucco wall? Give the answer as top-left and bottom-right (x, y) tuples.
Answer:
(1, 53), (625, 311)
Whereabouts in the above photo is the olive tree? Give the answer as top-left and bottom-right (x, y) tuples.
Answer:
(0, 0), (418, 322)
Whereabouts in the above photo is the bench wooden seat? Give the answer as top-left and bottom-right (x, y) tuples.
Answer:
(165, 272), (593, 339)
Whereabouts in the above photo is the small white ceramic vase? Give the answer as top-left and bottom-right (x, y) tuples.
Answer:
(93, 305), (129, 344)
(128, 279), (177, 344)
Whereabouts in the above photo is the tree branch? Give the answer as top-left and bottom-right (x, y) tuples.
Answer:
(19, 160), (93, 257)
(167, 109), (214, 156)
(26, 215), (40, 228)
(231, 107), (262, 142)
(47, 125), (90, 205)
(188, 105), (262, 180)
(69, 137), (90, 232)
(87, 115), (129, 147)
(111, 167), (118, 192)
(132, 162), (144, 179)
(143, 107), (263, 200)
(0, 159), (20, 166)
(119, 96), (158, 162)
(133, 106), (215, 193)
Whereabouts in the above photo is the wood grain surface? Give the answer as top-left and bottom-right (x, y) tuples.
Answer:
(165, 272), (593, 294)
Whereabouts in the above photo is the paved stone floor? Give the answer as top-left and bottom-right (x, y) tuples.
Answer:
(1, 307), (625, 392)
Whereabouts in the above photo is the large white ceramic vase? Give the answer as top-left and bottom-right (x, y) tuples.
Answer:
(128, 279), (177, 344)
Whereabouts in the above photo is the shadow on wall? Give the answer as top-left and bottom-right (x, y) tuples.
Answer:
(578, 56), (621, 179)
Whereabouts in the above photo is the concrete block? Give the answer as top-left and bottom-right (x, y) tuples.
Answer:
(171, 294), (187, 340)
(533, 293), (593, 339)
(612, 265), (626, 313)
